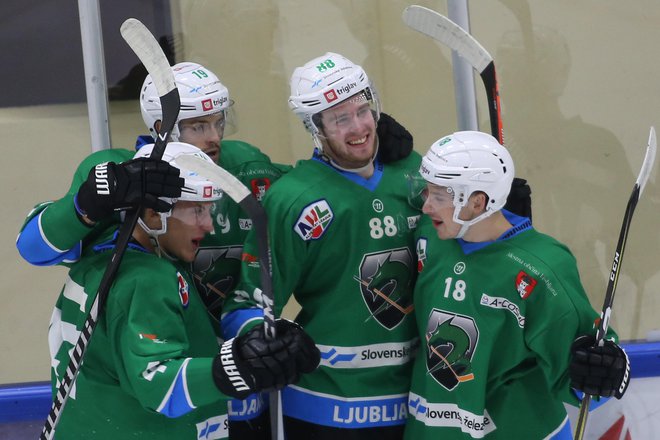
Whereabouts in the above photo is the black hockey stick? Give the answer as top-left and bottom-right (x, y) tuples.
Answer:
(175, 154), (282, 440)
(402, 5), (503, 144)
(574, 127), (657, 440)
(40, 18), (179, 439)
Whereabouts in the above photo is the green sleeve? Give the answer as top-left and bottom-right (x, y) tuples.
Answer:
(109, 262), (229, 411)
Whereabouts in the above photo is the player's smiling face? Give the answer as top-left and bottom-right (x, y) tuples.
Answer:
(318, 93), (377, 169)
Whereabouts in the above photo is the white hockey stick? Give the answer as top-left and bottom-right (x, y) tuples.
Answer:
(402, 5), (503, 144)
(574, 126), (656, 439)
(176, 154), (283, 440)
(40, 18), (179, 440)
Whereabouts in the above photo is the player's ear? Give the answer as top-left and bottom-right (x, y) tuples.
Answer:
(141, 207), (163, 230)
(153, 120), (162, 134)
(470, 191), (488, 213)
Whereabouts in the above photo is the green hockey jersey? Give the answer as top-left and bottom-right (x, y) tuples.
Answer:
(223, 153), (422, 429)
(405, 212), (608, 439)
(49, 239), (230, 439)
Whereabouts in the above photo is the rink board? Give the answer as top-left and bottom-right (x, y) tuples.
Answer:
(1, 342), (658, 438)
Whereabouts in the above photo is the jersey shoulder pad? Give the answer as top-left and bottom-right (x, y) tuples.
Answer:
(220, 139), (272, 168)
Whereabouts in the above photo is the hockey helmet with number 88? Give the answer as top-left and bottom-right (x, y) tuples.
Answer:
(288, 52), (381, 151)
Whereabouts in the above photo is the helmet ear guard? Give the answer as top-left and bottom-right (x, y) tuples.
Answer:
(420, 131), (514, 235)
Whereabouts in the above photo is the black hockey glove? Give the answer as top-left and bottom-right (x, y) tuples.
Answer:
(212, 319), (320, 400)
(569, 335), (630, 399)
(376, 112), (414, 163)
(504, 177), (532, 220)
(76, 158), (184, 222)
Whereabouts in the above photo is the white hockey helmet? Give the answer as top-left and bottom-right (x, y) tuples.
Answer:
(288, 52), (380, 147)
(420, 131), (514, 236)
(134, 142), (223, 207)
(140, 62), (235, 141)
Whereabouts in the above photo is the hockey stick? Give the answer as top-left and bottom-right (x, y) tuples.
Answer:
(176, 154), (282, 440)
(40, 18), (179, 439)
(574, 126), (657, 440)
(402, 5), (503, 144)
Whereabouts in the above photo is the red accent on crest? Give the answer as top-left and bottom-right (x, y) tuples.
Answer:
(177, 272), (189, 307)
(515, 270), (538, 299)
(201, 99), (213, 111)
(250, 178), (271, 201)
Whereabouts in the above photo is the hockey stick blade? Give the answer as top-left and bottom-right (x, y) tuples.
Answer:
(176, 154), (282, 439)
(120, 18), (179, 156)
(402, 5), (503, 143)
(403, 5), (492, 73)
(574, 126), (656, 440)
(175, 156), (275, 328)
(40, 19), (179, 440)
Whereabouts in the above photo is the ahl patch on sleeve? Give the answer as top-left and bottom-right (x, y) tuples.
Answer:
(294, 199), (334, 241)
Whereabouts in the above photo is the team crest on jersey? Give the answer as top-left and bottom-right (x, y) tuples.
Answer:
(177, 272), (189, 308)
(192, 246), (243, 312)
(425, 309), (478, 390)
(355, 248), (415, 330)
(416, 238), (427, 273)
(250, 178), (271, 201)
(516, 270), (538, 299)
(294, 200), (334, 241)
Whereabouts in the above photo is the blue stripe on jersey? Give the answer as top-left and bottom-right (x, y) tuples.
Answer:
(547, 416), (571, 440)
(16, 211), (81, 266)
(227, 393), (268, 421)
(458, 209), (532, 255)
(221, 308), (264, 339)
(282, 386), (408, 428)
(311, 150), (384, 191)
(158, 360), (195, 418)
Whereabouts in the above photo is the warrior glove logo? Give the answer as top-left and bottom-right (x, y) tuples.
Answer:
(219, 339), (251, 393)
(94, 162), (110, 195)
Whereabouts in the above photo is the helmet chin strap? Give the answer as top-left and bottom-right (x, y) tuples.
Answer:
(453, 209), (496, 239)
(137, 212), (175, 260)
(315, 135), (380, 174)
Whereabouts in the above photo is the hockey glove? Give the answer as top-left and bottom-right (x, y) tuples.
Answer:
(376, 112), (414, 163)
(569, 335), (630, 399)
(504, 177), (532, 220)
(76, 158), (184, 222)
(212, 319), (320, 400)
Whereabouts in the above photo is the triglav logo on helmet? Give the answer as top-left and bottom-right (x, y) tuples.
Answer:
(336, 82), (358, 97)
(323, 82), (358, 104)
(201, 99), (214, 111)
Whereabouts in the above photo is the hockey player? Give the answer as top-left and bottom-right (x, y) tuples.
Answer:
(405, 131), (629, 439)
(16, 62), (292, 438)
(47, 142), (319, 439)
(221, 52), (421, 440)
